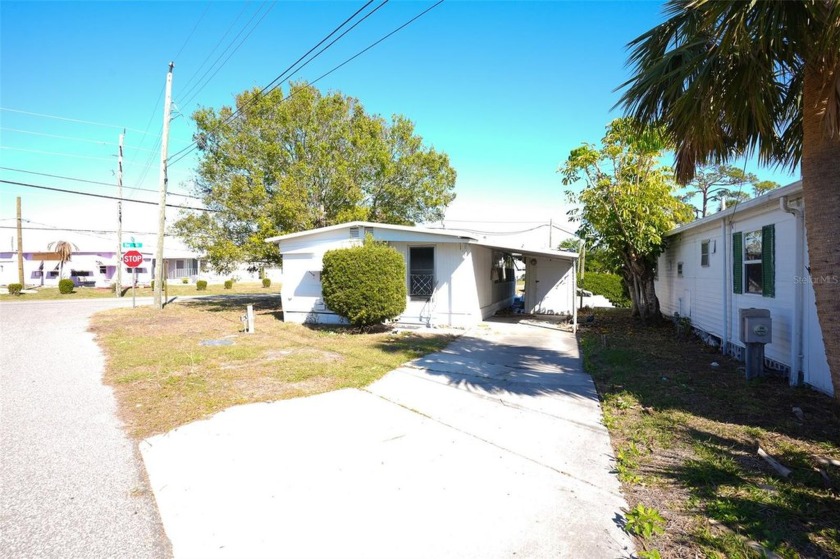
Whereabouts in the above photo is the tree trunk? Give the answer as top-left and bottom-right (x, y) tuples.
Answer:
(801, 65), (840, 402)
(623, 258), (662, 323)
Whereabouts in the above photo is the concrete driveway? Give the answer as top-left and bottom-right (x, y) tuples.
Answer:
(141, 319), (634, 558)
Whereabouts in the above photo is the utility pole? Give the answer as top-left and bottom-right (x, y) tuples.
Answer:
(16, 197), (24, 286)
(116, 131), (124, 297)
(153, 62), (174, 310)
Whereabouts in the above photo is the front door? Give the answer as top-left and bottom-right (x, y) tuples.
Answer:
(403, 246), (435, 324)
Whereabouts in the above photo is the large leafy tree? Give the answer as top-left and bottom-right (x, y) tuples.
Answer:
(173, 82), (456, 269)
(619, 0), (840, 399)
(561, 118), (694, 321)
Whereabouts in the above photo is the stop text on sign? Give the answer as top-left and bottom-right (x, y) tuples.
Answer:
(123, 250), (144, 268)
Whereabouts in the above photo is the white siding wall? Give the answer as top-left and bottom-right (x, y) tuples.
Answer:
(279, 229), (363, 324)
(471, 246), (516, 320)
(655, 202), (831, 396)
(389, 241), (481, 327)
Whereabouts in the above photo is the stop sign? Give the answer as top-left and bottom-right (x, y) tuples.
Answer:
(123, 250), (144, 268)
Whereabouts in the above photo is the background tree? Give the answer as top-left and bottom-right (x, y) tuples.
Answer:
(321, 236), (406, 329)
(47, 240), (76, 279)
(173, 82), (456, 270)
(680, 164), (779, 218)
(561, 118), (694, 321)
(619, 0), (840, 399)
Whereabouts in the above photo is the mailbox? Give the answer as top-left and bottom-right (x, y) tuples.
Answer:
(739, 308), (772, 344)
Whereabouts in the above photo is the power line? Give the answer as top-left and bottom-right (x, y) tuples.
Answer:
(0, 146), (119, 163)
(257, 1), (378, 98)
(0, 108), (151, 135)
(173, 2), (211, 60)
(0, 223), (160, 235)
(178, 2), (278, 109)
(309, 0), (444, 87)
(0, 127), (158, 152)
(269, 0), (389, 90)
(0, 179), (217, 212)
(169, 0), (444, 168)
(169, 1), (378, 165)
(177, 2), (252, 96)
(0, 166), (202, 199)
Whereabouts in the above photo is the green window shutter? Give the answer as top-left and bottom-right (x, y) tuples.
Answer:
(732, 232), (743, 294)
(762, 224), (775, 297)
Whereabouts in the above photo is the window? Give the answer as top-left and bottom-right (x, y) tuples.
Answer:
(47, 271), (59, 279)
(99, 266), (107, 274)
(700, 240), (710, 267)
(409, 247), (434, 298)
(126, 267), (148, 274)
(71, 270), (92, 277)
(733, 225), (774, 296)
(677, 262), (684, 277)
(491, 251), (515, 283)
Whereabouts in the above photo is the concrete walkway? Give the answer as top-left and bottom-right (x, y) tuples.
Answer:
(140, 319), (634, 558)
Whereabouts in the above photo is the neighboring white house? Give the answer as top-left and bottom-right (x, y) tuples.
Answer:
(266, 221), (578, 328)
(0, 228), (272, 288)
(655, 180), (832, 396)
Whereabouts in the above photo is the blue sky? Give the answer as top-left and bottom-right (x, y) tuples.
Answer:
(0, 1), (800, 246)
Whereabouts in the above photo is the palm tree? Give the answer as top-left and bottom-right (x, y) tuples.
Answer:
(619, 0), (840, 400)
(48, 240), (76, 279)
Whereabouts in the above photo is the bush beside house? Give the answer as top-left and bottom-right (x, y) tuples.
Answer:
(58, 279), (75, 294)
(7, 283), (22, 296)
(321, 237), (406, 328)
(580, 273), (630, 308)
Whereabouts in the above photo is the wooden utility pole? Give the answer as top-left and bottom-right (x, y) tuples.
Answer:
(16, 197), (24, 285)
(116, 131), (124, 297)
(153, 62), (174, 310)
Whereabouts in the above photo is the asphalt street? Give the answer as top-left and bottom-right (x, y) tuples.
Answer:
(0, 298), (171, 558)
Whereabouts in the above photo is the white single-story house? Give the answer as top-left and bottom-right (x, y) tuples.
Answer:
(0, 228), (270, 288)
(266, 221), (579, 328)
(655, 180), (832, 396)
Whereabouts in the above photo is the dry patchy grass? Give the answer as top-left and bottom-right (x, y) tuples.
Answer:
(90, 297), (453, 439)
(580, 309), (840, 558)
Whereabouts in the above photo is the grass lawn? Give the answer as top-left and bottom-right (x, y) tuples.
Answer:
(90, 297), (454, 439)
(580, 308), (840, 558)
(1, 281), (275, 301)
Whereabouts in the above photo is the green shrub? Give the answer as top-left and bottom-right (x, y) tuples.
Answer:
(196, 280), (208, 291)
(321, 236), (406, 328)
(625, 503), (666, 539)
(262, 278), (271, 288)
(58, 279), (74, 294)
(8, 283), (22, 296)
(580, 272), (631, 308)
(224, 280), (233, 290)
(182, 277), (189, 284)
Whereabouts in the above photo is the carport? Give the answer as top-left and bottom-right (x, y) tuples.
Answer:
(475, 242), (579, 331)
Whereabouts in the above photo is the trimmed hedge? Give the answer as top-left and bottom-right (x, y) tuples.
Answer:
(224, 280), (233, 290)
(196, 280), (208, 291)
(58, 279), (74, 294)
(262, 278), (271, 288)
(8, 283), (22, 296)
(580, 272), (631, 308)
(182, 277), (189, 284)
(321, 238), (406, 328)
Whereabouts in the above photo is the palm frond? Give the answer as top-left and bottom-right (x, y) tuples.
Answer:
(618, 0), (839, 183)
